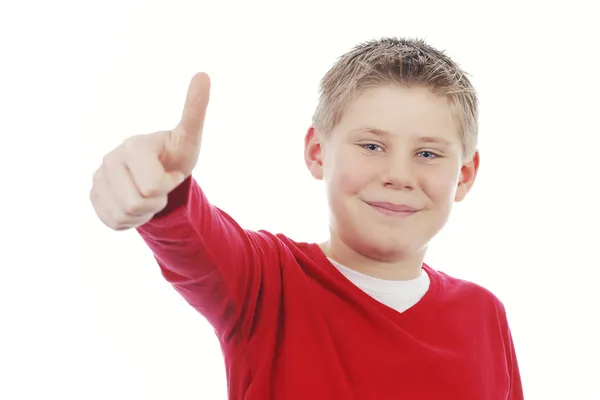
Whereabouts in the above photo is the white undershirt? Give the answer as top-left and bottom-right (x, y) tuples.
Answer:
(327, 258), (430, 313)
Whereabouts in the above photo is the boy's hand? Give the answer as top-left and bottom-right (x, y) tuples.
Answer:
(90, 72), (211, 231)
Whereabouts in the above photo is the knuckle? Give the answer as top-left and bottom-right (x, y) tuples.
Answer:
(106, 219), (121, 230)
(139, 182), (161, 198)
(102, 150), (119, 168)
(156, 195), (168, 211)
(122, 197), (144, 216)
(122, 135), (146, 154)
(110, 209), (130, 229)
(89, 188), (99, 208)
(122, 136), (137, 150)
(97, 207), (121, 231)
(92, 167), (103, 186)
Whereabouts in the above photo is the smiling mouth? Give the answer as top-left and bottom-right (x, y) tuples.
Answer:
(365, 201), (420, 217)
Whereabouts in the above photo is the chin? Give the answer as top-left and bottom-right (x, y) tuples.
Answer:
(344, 225), (426, 262)
(371, 238), (426, 261)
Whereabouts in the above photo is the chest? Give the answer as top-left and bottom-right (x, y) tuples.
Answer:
(280, 313), (505, 398)
(244, 283), (510, 400)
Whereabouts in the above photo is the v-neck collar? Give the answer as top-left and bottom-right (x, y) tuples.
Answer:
(305, 242), (442, 323)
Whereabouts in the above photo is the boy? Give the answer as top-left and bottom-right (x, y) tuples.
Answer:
(90, 37), (523, 399)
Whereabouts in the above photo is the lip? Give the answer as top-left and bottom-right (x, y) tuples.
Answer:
(365, 201), (419, 217)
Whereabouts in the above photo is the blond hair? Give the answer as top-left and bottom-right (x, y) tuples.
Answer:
(312, 37), (479, 159)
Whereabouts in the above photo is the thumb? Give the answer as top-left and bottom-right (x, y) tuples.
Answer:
(175, 72), (211, 147)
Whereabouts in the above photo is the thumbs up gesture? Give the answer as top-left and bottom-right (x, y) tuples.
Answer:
(90, 72), (211, 230)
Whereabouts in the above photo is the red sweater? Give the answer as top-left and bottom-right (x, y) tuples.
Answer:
(137, 177), (523, 400)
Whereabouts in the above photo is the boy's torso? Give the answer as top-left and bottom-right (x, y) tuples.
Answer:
(221, 237), (512, 400)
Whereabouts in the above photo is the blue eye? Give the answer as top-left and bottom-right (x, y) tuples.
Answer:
(362, 143), (383, 152)
(417, 151), (440, 159)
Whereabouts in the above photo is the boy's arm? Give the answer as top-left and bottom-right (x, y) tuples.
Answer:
(90, 73), (278, 341)
(137, 176), (278, 340)
(498, 303), (524, 400)
(506, 326), (524, 400)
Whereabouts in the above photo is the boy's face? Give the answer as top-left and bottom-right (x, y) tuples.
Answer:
(305, 85), (479, 261)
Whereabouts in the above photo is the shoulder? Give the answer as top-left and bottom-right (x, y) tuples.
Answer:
(251, 232), (328, 267)
(431, 266), (508, 318)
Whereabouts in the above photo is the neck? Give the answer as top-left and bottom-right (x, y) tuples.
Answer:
(320, 237), (426, 281)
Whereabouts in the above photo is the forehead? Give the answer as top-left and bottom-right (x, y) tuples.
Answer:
(335, 85), (460, 142)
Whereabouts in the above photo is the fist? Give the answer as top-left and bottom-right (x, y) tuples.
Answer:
(90, 72), (211, 230)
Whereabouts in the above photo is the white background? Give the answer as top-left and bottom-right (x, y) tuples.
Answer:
(1, 1), (599, 399)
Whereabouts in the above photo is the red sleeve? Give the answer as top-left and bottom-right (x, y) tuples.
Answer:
(498, 303), (524, 400)
(136, 176), (280, 341)
(506, 327), (524, 400)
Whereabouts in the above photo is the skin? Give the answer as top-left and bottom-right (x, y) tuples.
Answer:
(304, 85), (480, 281)
(90, 74), (479, 282)
(90, 73), (211, 231)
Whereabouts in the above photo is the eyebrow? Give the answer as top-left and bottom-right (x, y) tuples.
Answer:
(351, 127), (455, 147)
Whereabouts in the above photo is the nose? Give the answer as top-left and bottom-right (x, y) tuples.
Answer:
(383, 154), (415, 191)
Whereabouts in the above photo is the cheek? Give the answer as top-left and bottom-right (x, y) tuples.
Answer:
(330, 153), (377, 195)
(421, 169), (459, 204)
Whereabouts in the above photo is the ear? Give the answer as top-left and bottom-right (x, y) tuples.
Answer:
(454, 151), (480, 202)
(304, 126), (325, 180)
